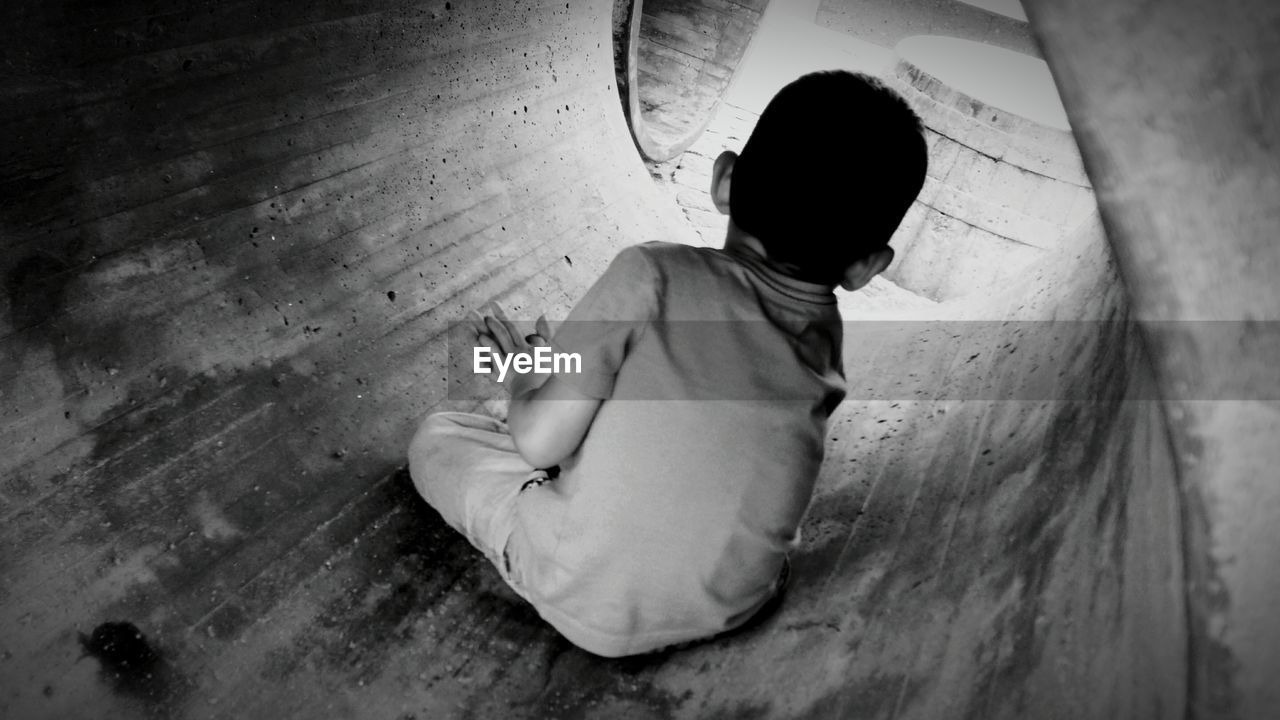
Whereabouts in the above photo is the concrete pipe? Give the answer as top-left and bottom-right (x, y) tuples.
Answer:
(1, 0), (1273, 716)
(617, 0), (768, 161)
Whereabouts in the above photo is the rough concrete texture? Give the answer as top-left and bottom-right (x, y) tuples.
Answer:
(1023, 1), (1280, 718)
(882, 47), (1094, 301)
(0, 0), (1259, 717)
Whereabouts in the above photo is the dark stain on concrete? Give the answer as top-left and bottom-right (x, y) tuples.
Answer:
(1097, 403), (1135, 571)
(79, 620), (189, 714)
(956, 345), (1133, 716)
(5, 251), (75, 331)
(1089, 319), (1143, 572)
(80, 621), (159, 673)
(2, 249), (94, 403)
(2, 241), (141, 418)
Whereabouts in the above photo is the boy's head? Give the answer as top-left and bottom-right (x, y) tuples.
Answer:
(712, 71), (928, 287)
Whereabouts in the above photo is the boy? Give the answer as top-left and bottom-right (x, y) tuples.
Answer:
(409, 71), (928, 657)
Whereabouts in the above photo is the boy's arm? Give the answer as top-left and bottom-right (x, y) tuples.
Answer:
(505, 369), (602, 469)
(476, 311), (602, 469)
(476, 245), (657, 469)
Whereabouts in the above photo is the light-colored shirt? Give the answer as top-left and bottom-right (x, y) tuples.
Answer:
(507, 242), (846, 656)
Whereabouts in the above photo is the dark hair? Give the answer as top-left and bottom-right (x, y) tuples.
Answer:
(729, 71), (928, 283)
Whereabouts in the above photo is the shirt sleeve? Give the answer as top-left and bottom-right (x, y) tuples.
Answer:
(549, 245), (660, 398)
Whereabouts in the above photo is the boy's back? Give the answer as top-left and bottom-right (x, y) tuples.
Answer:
(507, 242), (845, 656)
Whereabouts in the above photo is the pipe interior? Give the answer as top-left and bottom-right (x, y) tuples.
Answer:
(3, 0), (1272, 716)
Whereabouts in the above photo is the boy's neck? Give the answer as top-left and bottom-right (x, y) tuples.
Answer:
(722, 220), (839, 291)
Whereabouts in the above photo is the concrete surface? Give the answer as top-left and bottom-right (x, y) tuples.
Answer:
(1024, 1), (1280, 717)
(0, 0), (1272, 718)
(881, 42), (1092, 301)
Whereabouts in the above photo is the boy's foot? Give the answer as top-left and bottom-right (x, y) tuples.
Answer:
(737, 555), (791, 633)
(519, 465), (559, 491)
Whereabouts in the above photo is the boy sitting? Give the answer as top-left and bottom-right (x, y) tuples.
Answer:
(408, 71), (927, 657)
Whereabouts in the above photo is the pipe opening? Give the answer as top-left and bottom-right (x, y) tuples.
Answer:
(883, 35), (1096, 302)
(614, 0), (768, 162)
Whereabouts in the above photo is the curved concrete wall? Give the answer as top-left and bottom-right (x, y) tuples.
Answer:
(0, 0), (1246, 717)
(789, 210), (1187, 720)
(884, 38), (1094, 301)
(1024, 1), (1280, 717)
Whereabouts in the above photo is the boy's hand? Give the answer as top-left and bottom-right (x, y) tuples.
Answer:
(470, 303), (554, 397)
(471, 302), (602, 469)
(470, 302), (552, 359)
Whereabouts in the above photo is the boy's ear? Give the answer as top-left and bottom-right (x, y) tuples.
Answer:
(710, 151), (736, 215)
(839, 247), (895, 292)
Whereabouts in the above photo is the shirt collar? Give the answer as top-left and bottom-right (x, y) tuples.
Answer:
(724, 245), (837, 306)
